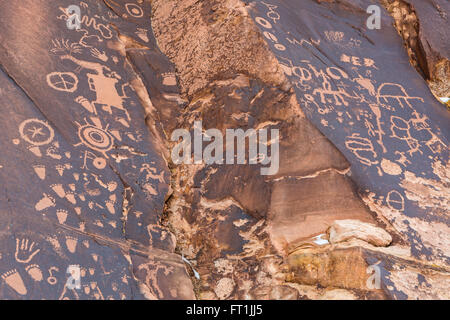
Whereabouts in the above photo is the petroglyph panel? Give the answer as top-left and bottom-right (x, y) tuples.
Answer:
(0, 0), (192, 299)
(245, 0), (449, 264)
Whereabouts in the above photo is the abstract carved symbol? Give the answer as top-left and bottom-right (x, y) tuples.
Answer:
(386, 190), (405, 212)
(47, 267), (59, 285)
(19, 119), (55, 147)
(377, 83), (424, 109)
(74, 118), (114, 158)
(15, 238), (40, 264)
(345, 133), (378, 166)
(46, 72), (79, 93)
(125, 3), (144, 18)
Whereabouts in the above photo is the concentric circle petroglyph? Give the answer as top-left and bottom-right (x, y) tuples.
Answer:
(126, 3), (144, 18)
(78, 125), (114, 153)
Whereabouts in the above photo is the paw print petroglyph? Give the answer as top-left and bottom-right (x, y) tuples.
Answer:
(25, 264), (43, 282)
(15, 238), (40, 264)
(1, 269), (27, 295)
(35, 193), (56, 212)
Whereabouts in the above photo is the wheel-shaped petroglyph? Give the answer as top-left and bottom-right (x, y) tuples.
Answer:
(19, 119), (55, 147)
(46, 72), (79, 92)
(75, 118), (114, 158)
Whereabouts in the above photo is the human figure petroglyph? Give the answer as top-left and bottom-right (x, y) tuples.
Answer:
(60, 55), (131, 120)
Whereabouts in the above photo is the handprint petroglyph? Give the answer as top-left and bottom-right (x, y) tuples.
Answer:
(15, 238), (40, 264)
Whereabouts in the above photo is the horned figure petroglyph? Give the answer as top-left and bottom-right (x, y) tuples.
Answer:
(60, 55), (131, 120)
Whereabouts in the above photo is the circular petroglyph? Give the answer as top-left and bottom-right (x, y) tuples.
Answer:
(125, 3), (144, 18)
(46, 72), (78, 93)
(78, 125), (114, 153)
(93, 157), (107, 169)
(255, 17), (272, 29)
(386, 190), (405, 211)
(19, 119), (55, 146)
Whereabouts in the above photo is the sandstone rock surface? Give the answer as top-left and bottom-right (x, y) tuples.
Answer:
(328, 220), (392, 247)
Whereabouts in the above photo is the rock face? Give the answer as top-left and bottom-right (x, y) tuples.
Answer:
(328, 220), (392, 247)
(0, 0), (448, 300)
